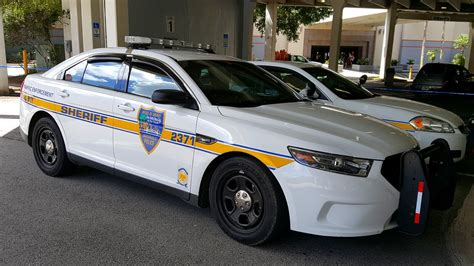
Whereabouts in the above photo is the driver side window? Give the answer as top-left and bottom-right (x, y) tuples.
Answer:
(127, 61), (182, 98)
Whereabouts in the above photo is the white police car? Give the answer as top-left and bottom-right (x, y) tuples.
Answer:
(253, 61), (470, 162)
(19, 36), (455, 245)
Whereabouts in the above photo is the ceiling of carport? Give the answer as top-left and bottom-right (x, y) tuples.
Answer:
(257, 0), (474, 14)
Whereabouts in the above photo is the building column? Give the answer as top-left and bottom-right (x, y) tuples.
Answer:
(69, 0), (83, 56)
(329, 0), (345, 71)
(81, 0), (105, 51)
(468, 22), (474, 73)
(379, 2), (397, 79)
(0, 6), (8, 95)
(104, 0), (129, 47)
(61, 0), (72, 59)
(240, 0), (256, 60)
(264, 2), (277, 61)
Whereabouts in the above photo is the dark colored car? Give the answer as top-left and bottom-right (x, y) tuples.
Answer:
(412, 63), (474, 92)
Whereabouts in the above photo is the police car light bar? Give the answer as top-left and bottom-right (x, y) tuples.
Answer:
(124, 36), (213, 52)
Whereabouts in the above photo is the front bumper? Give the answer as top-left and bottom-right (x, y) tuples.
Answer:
(276, 142), (455, 237)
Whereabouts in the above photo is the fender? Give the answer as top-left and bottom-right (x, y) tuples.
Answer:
(22, 101), (70, 152)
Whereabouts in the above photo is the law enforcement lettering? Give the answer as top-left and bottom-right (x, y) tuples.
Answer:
(23, 85), (54, 98)
(61, 106), (107, 124)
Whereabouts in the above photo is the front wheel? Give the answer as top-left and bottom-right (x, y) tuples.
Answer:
(209, 157), (288, 245)
(32, 117), (73, 177)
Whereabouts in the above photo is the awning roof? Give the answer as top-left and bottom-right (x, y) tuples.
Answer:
(257, 0), (474, 22)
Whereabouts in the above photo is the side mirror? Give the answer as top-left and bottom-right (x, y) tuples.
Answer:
(359, 75), (368, 85)
(151, 90), (187, 105)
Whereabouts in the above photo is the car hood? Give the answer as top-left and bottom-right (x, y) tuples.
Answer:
(217, 102), (418, 160)
(356, 95), (464, 127)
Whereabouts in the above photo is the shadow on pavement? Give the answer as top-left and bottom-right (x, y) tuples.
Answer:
(3, 126), (23, 142)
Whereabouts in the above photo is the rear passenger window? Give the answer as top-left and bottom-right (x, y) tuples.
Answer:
(127, 62), (181, 98)
(64, 61), (87, 83)
(82, 61), (122, 90)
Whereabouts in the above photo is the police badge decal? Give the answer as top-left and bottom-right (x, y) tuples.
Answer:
(138, 106), (165, 154)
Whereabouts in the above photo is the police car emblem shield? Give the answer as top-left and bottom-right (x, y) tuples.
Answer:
(138, 107), (165, 154)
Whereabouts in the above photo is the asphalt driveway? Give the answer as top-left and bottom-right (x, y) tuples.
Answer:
(1, 132), (472, 264)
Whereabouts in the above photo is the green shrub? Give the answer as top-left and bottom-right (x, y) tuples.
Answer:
(356, 58), (369, 65)
(452, 53), (465, 66)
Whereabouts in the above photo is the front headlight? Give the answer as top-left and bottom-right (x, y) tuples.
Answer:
(288, 147), (373, 177)
(409, 116), (454, 133)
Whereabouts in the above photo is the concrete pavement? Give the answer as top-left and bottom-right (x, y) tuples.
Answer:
(0, 96), (19, 137)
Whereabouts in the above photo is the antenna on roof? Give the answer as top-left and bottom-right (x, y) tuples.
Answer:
(124, 36), (215, 53)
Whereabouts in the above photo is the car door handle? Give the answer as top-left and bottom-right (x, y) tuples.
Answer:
(117, 103), (135, 112)
(58, 89), (69, 98)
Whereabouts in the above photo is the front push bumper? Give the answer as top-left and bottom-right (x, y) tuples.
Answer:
(397, 140), (456, 235)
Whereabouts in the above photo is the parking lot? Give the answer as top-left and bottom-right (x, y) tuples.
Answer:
(1, 96), (473, 264)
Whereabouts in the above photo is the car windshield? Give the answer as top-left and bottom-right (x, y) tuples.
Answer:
(302, 67), (375, 100)
(179, 60), (302, 107)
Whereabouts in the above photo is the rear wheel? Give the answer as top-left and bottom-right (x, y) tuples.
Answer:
(209, 157), (288, 245)
(32, 117), (73, 176)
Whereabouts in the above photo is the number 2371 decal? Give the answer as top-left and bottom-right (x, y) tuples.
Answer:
(170, 132), (195, 146)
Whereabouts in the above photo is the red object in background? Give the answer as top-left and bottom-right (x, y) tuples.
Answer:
(275, 50), (289, 61)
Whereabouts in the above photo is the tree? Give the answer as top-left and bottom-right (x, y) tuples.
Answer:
(2, 0), (68, 66)
(453, 34), (469, 55)
(253, 4), (332, 42)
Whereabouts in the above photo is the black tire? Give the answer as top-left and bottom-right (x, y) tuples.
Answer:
(209, 156), (288, 245)
(32, 117), (73, 177)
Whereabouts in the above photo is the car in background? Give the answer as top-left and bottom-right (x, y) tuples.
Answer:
(413, 63), (474, 92)
(275, 52), (321, 65)
(288, 54), (310, 63)
(254, 61), (470, 162)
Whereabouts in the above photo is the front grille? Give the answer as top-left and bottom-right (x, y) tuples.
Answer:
(381, 153), (402, 191)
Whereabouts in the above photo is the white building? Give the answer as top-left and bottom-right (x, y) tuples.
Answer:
(253, 8), (473, 72)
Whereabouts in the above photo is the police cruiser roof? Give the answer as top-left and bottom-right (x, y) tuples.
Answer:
(144, 49), (240, 62)
(123, 36), (236, 61)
